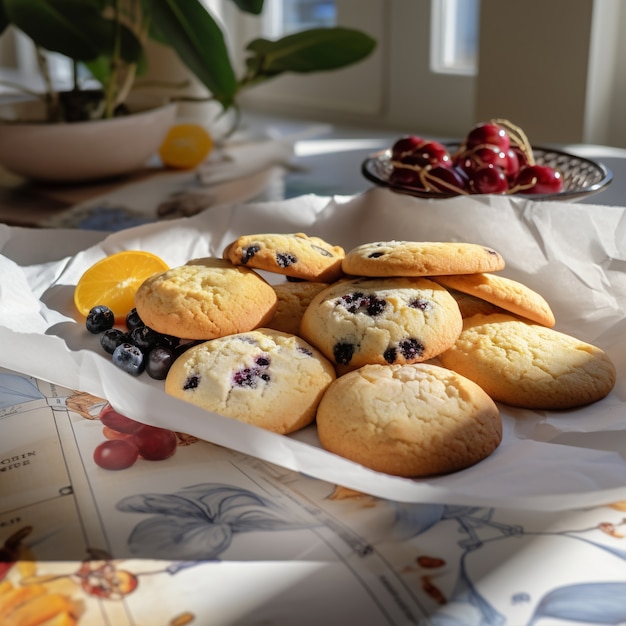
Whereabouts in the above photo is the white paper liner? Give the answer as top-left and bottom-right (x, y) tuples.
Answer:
(1, 188), (625, 511)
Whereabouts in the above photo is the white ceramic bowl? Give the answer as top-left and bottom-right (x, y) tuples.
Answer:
(0, 96), (178, 183)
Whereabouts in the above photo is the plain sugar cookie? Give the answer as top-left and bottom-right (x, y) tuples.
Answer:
(135, 257), (277, 340)
(316, 363), (502, 477)
(439, 313), (616, 409)
(433, 272), (555, 327)
(342, 240), (505, 277)
(267, 281), (330, 335)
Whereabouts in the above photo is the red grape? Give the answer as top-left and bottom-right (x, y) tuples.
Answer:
(133, 425), (177, 461)
(93, 439), (139, 470)
(99, 404), (143, 434)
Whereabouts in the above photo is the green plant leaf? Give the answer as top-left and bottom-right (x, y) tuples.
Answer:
(151, 0), (238, 109)
(4, 0), (141, 62)
(229, 0), (264, 15)
(245, 27), (376, 77)
(0, 0), (10, 36)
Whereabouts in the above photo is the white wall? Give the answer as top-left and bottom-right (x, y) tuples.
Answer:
(475, 0), (626, 148)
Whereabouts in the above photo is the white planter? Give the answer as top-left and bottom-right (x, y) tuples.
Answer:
(0, 96), (178, 183)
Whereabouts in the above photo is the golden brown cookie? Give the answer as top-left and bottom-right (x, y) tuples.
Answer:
(165, 328), (335, 434)
(299, 276), (463, 370)
(433, 273), (555, 327)
(439, 313), (616, 409)
(223, 232), (345, 282)
(446, 288), (507, 318)
(266, 281), (330, 335)
(342, 240), (505, 277)
(134, 257), (277, 340)
(316, 363), (502, 477)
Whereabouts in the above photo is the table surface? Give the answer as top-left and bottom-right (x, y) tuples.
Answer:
(2, 113), (626, 229)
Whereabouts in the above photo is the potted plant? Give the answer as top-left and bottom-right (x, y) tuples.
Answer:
(0, 0), (376, 181)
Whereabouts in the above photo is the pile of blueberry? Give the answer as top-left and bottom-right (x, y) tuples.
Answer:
(85, 305), (192, 379)
(389, 119), (563, 196)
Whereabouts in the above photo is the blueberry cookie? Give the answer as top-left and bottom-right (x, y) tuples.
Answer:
(433, 272), (555, 327)
(266, 281), (330, 335)
(223, 232), (345, 282)
(342, 240), (505, 277)
(135, 257), (277, 340)
(439, 313), (616, 409)
(316, 363), (502, 477)
(165, 328), (336, 434)
(299, 276), (463, 369)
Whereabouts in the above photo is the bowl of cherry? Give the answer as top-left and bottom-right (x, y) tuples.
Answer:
(362, 119), (612, 201)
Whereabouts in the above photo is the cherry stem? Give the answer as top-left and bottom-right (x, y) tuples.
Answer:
(507, 176), (538, 194)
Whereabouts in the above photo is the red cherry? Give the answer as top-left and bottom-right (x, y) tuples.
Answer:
(470, 146), (509, 169)
(465, 122), (510, 152)
(132, 425), (177, 461)
(389, 166), (424, 188)
(396, 140), (451, 169)
(511, 147), (530, 169)
(93, 439), (139, 470)
(503, 148), (521, 180)
(513, 165), (563, 194)
(423, 165), (468, 194)
(469, 164), (509, 194)
(391, 135), (425, 159)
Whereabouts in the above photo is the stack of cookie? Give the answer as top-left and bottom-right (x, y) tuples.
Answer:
(133, 232), (616, 479)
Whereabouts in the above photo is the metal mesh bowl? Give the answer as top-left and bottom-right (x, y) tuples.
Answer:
(361, 145), (612, 201)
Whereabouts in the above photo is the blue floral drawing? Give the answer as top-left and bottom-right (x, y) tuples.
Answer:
(116, 482), (315, 561)
(392, 503), (626, 626)
(0, 373), (44, 408)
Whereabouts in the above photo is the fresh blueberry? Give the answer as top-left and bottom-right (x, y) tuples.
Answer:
(86, 305), (115, 334)
(125, 308), (144, 331)
(112, 343), (145, 376)
(100, 328), (128, 354)
(129, 326), (163, 354)
(156, 333), (180, 350)
(146, 346), (175, 380)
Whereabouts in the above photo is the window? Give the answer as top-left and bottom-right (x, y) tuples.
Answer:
(430, 0), (480, 75)
(263, 0), (337, 37)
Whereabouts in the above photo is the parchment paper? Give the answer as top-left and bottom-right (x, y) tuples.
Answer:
(1, 187), (625, 511)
